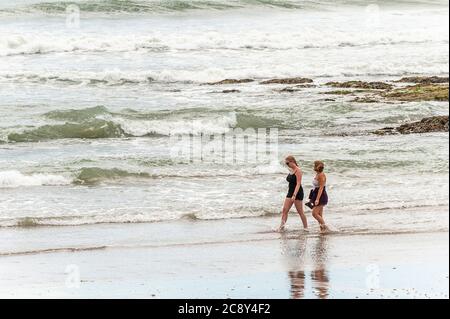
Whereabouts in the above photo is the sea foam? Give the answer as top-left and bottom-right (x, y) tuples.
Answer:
(0, 171), (71, 188)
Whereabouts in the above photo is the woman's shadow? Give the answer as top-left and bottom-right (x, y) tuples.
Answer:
(281, 233), (330, 299)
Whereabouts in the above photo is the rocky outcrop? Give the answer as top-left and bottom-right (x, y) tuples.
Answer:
(202, 76), (449, 104)
(260, 77), (313, 85)
(325, 81), (393, 90)
(396, 76), (449, 84)
(205, 79), (254, 85)
(383, 84), (449, 102)
(374, 116), (449, 135)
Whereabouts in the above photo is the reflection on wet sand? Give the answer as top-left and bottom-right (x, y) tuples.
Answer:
(288, 270), (306, 299)
(311, 235), (330, 299)
(281, 234), (330, 299)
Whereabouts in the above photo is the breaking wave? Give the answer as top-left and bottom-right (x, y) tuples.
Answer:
(1, 31), (445, 57)
(0, 201), (448, 229)
(74, 167), (150, 184)
(2, 0), (447, 16)
(7, 119), (127, 142)
(0, 0), (309, 16)
(5, 106), (286, 142)
(0, 171), (71, 188)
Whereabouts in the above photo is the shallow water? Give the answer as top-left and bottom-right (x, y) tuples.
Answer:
(0, 0), (449, 234)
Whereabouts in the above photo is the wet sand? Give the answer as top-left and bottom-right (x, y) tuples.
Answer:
(0, 217), (448, 299)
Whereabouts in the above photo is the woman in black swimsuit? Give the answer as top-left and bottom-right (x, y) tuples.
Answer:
(278, 156), (308, 232)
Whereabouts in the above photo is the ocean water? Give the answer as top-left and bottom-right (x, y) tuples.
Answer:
(0, 0), (448, 234)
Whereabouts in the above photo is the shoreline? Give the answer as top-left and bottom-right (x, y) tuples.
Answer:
(1, 216), (448, 299)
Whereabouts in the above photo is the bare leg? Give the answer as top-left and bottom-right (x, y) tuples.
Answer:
(318, 206), (324, 218)
(294, 200), (308, 229)
(318, 207), (329, 232)
(279, 198), (294, 231)
(312, 205), (326, 229)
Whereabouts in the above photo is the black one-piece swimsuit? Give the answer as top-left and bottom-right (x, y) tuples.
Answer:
(286, 173), (304, 201)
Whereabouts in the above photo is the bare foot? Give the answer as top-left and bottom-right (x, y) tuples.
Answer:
(320, 224), (330, 233)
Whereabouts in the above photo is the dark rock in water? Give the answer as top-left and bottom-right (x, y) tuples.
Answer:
(374, 116), (449, 135)
(277, 84), (316, 92)
(351, 96), (379, 103)
(322, 90), (354, 95)
(374, 127), (396, 135)
(221, 89), (241, 93)
(383, 84), (449, 101)
(322, 98), (336, 102)
(396, 76), (449, 84)
(325, 81), (393, 90)
(205, 79), (254, 85)
(260, 77), (313, 85)
(279, 87), (300, 93)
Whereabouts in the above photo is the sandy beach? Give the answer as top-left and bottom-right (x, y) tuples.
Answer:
(1, 216), (448, 299)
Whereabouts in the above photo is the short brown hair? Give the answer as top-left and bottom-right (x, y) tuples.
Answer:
(314, 160), (325, 173)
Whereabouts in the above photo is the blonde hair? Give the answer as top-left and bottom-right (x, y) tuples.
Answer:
(314, 160), (325, 173)
(285, 155), (298, 166)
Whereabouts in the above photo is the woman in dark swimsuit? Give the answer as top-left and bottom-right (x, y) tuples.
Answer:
(310, 161), (329, 232)
(278, 156), (308, 232)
